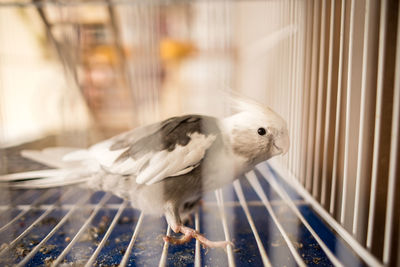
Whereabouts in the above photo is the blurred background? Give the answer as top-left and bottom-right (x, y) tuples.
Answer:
(0, 0), (272, 146)
(0, 0), (399, 266)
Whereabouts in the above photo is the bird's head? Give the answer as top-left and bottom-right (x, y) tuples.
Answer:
(224, 98), (290, 166)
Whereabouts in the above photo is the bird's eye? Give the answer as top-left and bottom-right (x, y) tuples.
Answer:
(257, 127), (266, 136)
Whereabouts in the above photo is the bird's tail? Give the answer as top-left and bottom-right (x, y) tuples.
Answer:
(0, 147), (98, 189)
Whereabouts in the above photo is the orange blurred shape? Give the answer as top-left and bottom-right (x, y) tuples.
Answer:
(160, 39), (196, 61)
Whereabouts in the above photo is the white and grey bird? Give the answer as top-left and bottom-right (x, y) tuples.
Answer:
(0, 99), (289, 248)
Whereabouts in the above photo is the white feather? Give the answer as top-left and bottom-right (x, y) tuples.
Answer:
(87, 140), (127, 168)
(135, 132), (216, 185)
(21, 147), (82, 168)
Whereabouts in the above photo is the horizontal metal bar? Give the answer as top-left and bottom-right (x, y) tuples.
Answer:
(0, 190), (36, 219)
(0, 200), (308, 211)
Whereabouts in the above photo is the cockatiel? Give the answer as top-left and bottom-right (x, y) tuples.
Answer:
(0, 99), (289, 248)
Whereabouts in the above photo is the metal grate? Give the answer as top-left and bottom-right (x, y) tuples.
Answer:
(0, 158), (370, 266)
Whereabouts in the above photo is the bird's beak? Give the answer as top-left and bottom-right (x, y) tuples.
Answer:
(274, 130), (290, 155)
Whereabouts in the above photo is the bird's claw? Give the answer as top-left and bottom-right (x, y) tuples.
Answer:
(163, 225), (234, 249)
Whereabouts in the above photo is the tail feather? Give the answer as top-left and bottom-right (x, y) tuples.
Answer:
(21, 147), (85, 169)
(0, 169), (71, 181)
(4, 176), (92, 188)
(0, 169), (93, 188)
(1, 146), (97, 189)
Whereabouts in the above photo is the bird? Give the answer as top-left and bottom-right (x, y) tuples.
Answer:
(0, 98), (289, 248)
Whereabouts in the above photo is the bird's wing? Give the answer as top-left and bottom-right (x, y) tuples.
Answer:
(87, 115), (220, 185)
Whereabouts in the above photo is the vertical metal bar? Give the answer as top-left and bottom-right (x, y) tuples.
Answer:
(32, 0), (79, 86)
(321, 0), (336, 206)
(305, 0), (320, 191)
(292, 0), (300, 178)
(353, 0), (371, 236)
(233, 180), (272, 267)
(105, 0), (132, 93)
(330, 0), (346, 215)
(290, 0), (300, 177)
(84, 200), (129, 267)
(312, 0), (327, 198)
(366, 0), (388, 249)
(340, 0), (356, 225)
(119, 212), (144, 267)
(278, 1), (286, 154)
(215, 189), (235, 267)
(277, 0), (284, 125)
(282, 0), (290, 169)
(294, 0), (305, 179)
(299, 0), (313, 185)
(288, 0), (295, 173)
(383, 2), (400, 263)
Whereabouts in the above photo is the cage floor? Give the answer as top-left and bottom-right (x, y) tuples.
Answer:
(0, 162), (367, 267)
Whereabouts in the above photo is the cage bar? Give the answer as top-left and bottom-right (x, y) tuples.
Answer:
(353, 0), (371, 237)
(119, 212), (144, 267)
(50, 193), (112, 266)
(0, 189), (55, 233)
(366, 0), (388, 250)
(330, 0), (346, 215)
(320, 0), (336, 207)
(246, 172), (306, 267)
(304, 0), (320, 192)
(0, 188), (78, 258)
(311, 0), (327, 199)
(340, 0), (356, 226)
(382, 3), (400, 264)
(158, 226), (171, 267)
(215, 189), (235, 267)
(268, 159), (384, 267)
(233, 180), (272, 267)
(84, 200), (129, 267)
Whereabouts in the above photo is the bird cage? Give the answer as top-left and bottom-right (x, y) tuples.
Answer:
(0, 0), (399, 266)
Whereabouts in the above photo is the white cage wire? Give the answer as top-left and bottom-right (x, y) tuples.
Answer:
(0, 0), (399, 266)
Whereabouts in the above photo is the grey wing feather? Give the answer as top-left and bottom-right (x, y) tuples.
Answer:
(91, 115), (220, 185)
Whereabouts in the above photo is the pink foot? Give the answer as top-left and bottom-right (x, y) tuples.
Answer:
(163, 225), (233, 249)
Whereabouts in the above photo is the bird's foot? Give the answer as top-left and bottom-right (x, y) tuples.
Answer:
(163, 225), (233, 249)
